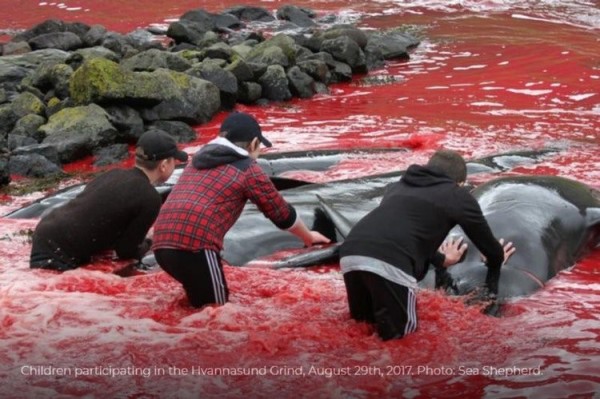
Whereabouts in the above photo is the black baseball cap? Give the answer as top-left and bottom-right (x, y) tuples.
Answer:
(220, 112), (272, 147)
(136, 129), (188, 162)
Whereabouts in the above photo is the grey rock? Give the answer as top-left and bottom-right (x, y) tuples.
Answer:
(103, 105), (145, 141)
(321, 36), (367, 73)
(10, 114), (46, 141)
(258, 65), (291, 101)
(12, 142), (60, 165)
(121, 48), (192, 72)
(238, 81), (262, 104)
(9, 153), (62, 178)
(28, 32), (83, 51)
(287, 66), (315, 99)
(39, 103), (118, 163)
(276, 5), (316, 28)
(148, 120), (197, 143)
(93, 143), (129, 166)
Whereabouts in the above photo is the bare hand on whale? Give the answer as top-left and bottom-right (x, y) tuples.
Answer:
(480, 238), (516, 266)
(439, 237), (516, 268)
(287, 217), (331, 247)
(439, 237), (468, 267)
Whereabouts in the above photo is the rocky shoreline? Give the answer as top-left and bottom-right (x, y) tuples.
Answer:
(0, 5), (420, 186)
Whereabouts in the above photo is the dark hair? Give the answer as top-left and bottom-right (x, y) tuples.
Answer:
(218, 131), (252, 150)
(427, 150), (467, 183)
(135, 147), (161, 171)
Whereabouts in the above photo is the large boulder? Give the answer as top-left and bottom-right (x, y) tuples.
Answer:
(29, 62), (73, 99)
(120, 48), (191, 72)
(147, 120), (197, 143)
(186, 63), (238, 110)
(321, 36), (367, 73)
(246, 34), (297, 67)
(136, 69), (221, 124)
(167, 10), (216, 45)
(287, 66), (315, 99)
(223, 6), (274, 22)
(259, 65), (291, 101)
(10, 114), (46, 142)
(102, 104), (145, 141)
(70, 58), (221, 124)
(9, 154), (62, 178)
(69, 58), (128, 104)
(0, 49), (70, 93)
(28, 32), (83, 51)
(365, 30), (421, 60)
(11, 19), (66, 42)
(0, 104), (18, 136)
(10, 92), (45, 118)
(276, 5), (316, 28)
(39, 103), (118, 162)
(66, 46), (120, 70)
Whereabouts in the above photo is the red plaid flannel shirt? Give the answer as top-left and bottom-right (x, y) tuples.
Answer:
(152, 160), (295, 253)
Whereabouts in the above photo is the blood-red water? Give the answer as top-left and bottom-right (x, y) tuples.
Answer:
(0, 1), (598, 398)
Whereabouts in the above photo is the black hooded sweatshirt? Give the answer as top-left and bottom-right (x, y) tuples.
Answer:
(340, 164), (504, 292)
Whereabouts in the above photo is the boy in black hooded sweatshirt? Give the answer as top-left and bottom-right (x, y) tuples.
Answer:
(339, 150), (515, 340)
(152, 112), (330, 308)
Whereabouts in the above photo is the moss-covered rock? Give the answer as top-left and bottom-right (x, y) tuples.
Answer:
(39, 103), (118, 162)
(69, 57), (127, 104)
(138, 69), (221, 124)
(11, 92), (46, 118)
(247, 34), (297, 65)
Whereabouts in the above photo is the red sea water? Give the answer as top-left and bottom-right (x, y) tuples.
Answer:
(0, 1), (599, 398)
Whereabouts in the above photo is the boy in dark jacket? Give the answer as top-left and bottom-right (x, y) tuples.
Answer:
(339, 150), (515, 340)
(152, 112), (330, 308)
(30, 129), (188, 271)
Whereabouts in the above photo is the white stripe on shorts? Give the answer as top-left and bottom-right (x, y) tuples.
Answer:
(205, 250), (226, 304)
(404, 289), (417, 335)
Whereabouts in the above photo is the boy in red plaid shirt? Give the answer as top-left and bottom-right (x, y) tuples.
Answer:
(152, 112), (330, 307)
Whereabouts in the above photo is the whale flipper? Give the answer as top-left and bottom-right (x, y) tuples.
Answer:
(315, 194), (354, 239)
(270, 244), (341, 269)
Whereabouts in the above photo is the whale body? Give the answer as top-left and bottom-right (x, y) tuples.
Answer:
(419, 176), (600, 300)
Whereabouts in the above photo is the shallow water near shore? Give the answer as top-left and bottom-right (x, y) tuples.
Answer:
(1, 1), (599, 398)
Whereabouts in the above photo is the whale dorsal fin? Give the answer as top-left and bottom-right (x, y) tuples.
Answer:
(316, 194), (354, 239)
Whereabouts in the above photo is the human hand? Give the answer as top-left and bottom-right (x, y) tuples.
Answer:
(304, 231), (331, 247)
(480, 238), (515, 265)
(439, 237), (468, 267)
(499, 238), (515, 265)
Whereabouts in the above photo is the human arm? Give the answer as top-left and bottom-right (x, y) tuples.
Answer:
(286, 217), (331, 247)
(457, 195), (505, 294)
(245, 165), (330, 246)
(114, 194), (161, 260)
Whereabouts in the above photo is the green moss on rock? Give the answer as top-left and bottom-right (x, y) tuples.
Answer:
(69, 58), (127, 104)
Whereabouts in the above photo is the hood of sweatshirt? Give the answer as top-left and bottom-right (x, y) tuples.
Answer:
(192, 137), (250, 170)
(402, 164), (455, 187)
